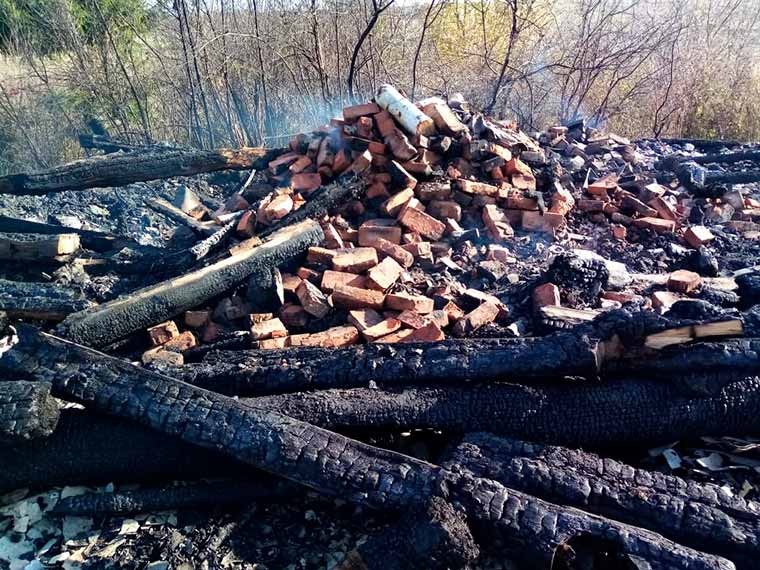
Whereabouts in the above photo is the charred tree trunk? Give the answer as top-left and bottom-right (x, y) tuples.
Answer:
(0, 408), (245, 494)
(0, 279), (94, 321)
(52, 477), (294, 516)
(0, 146), (281, 196)
(0, 380), (59, 443)
(0, 326), (733, 570)
(248, 376), (760, 448)
(183, 333), (601, 396)
(446, 433), (760, 569)
(55, 219), (323, 348)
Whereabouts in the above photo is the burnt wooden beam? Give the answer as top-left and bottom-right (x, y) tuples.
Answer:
(0, 146), (281, 196)
(52, 477), (295, 516)
(249, 376), (760, 448)
(446, 433), (760, 569)
(0, 326), (732, 569)
(55, 219), (323, 348)
(0, 279), (94, 321)
(0, 380), (59, 443)
(182, 333), (601, 396)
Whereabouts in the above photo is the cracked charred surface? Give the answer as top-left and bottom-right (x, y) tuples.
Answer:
(250, 377), (760, 447)
(0, 146), (280, 195)
(0, 380), (59, 443)
(0, 325), (735, 569)
(54, 219), (323, 348)
(182, 333), (600, 396)
(0, 408), (245, 493)
(446, 433), (760, 569)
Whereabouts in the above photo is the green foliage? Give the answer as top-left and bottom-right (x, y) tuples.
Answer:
(0, 0), (149, 54)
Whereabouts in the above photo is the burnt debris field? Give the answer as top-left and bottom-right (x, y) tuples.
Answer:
(2, 85), (760, 570)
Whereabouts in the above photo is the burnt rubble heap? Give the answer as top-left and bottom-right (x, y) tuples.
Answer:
(2, 84), (760, 569)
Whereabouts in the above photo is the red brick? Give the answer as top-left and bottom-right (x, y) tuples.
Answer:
(486, 245), (515, 263)
(343, 102), (381, 120)
(347, 308), (384, 331)
(291, 173), (322, 193)
(200, 321), (224, 343)
(633, 217), (676, 233)
(388, 160), (417, 190)
(396, 309), (429, 329)
(506, 193), (539, 211)
(385, 292), (434, 314)
(522, 210), (564, 232)
(332, 247), (379, 274)
(349, 150), (373, 174)
(442, 301), (465, 322)
(142, 346), (183, 366)
(164, 331), (198, 352)
(366, 182), (390, 200)
(366, 256), (404, 291)
(684, 225), (715, 249)
(322, 223), (345, 249)
(578, 199), (605, 213)
(249, 313), (274, 324)
(532, 283), (560, 308)
(262, 194), (293, 220)
(381, 188), (415, 217)
(549, 184), (575, 216)
(288, 155), (312, 174)
(427, 200), (462, 222)
(374, 328), (415, 343)
(456, 179), (499, 197)
(332, 149), (351, 174)
(184, 310), (210, 329)
(401, 321), (445, 342)
(289, 325), (360, 348)
(398, 207), (445, 240)
(297, 267), (321, 282)
(648, 196), (678, 222)
(651, 290), (681, 310)
(258, 337), (289, 349)
(385, 129), (417, 161)
(332, 284), (386, 310)
(307, 246), (338, 265)
(667, 270), (701, 294)
(296, 279), (331, 318)
(359, 220), (402, 245)
(268, 152), (300, 174)
(612, 225), (627, 240)
(251, 318), (288, 340)
(362, 318), (402, 342)
(236, 210), (257, 238)
(451, 301), (499, 337)
(361, 235), (415, 268)
(482, 204), (514, 240)
(374, 110), (397, 137)
(147, 320), (179, 346)
(321, 270), (367, 293)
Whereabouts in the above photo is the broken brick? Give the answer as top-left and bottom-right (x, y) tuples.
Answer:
(361, 235), (415, 268)
(290, 325), (360, 348)
(332, 284), (386, 310)
(321, 270), (367, 293)
(291, 173), (322, 193)
(164, 331), (198, 352)
(296, 279), (331, 318)
(280, 304), (309, 328)
(398, 207), (445, 241)
(633, 217), (676, 233)
(332, 247), (379, 274)
(385, 292), (434, 314)
(451, 301), (499, 337)
(374, 328), (415, 343)
(359, 219), (403, 245)
(482, 204), (514, 240)
(343, 102), (381, 120)
(684, 225), (715, 249)
(667, 270), (702, 294)
(366, 256), (404, 291)
(147, 320), (179, 346)
(456, 179), (499, 197)
(347, 308), (385, 331)
(401, 321), (445, 342)
(185, 310), (210, 329)
(361, 318), (402, 342)
(532, 283), (561, 308)
(251, 318), (288, 340)
(427, 200), (462, 222)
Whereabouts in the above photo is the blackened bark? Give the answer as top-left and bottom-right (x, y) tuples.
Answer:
(0, 409), (244, 493)
(340, 496), (478, 570)
(0, 326), (735, 569)
(0, 380), (59, 443)
(55, 219), (323, 348)
(0, 279), (94, 321)
(0, 146), (281, 196)
(182, 333), (600, 396)
(53, 478), (295, 516)
(446, 433), (760, 569)
(250, 376), (760, 448)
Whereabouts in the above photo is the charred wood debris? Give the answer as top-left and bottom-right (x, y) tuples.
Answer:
(3, 84), (760, 570)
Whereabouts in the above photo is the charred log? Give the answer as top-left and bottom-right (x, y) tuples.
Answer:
(340, 496), (478, 570)
(0, 380), (59, 444)
(182, 333), (600, 396)
(446, 433), (760, 568)
(249, 376), (760, 448)
(0, 409), (245, 494)
(54, 219), (323, 348)
(0, 326), (732, 569)
(0, 279), (94, 321)
(0, 146), (281, 196)
(53, 477), (295, 516)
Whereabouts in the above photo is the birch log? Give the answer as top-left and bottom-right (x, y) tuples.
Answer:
(375, 85), (436, 137)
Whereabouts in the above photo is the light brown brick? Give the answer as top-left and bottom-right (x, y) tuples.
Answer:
(648, 196), (678, 222)
(362, 235), (415, 268)
(291, 173), (322, 193)
(667, 270), (701, 294)
(684, 225), (715, 248)
(633, 217), (676, 233)
(401, 321), (445, 342)
(427, 200), (462, 222)
(147, 320), (179, 346)
(321, 270), (367, 293)
(385, 292), (434, 314)
(307, 246), (338, 265)
(296, 279), (330, 318)
(533, 283), (560, 308)
(362, 318), (402, 342)
(482, 204), (514, 240)
(373, 328), (415, 343)
(164, 331), (198, 352)
(249, 313), (275, 324)
(142, 346), (183, 366)
(451, 301), (499, 337)
(185, 310), (210, 329)
(442, 301), (465, 322)
(366, 256), (404, 291)
(347, 308), (384, 331)
(332, 247), (379, 273)
(281, 273), (303, 295)
(381, 188), (415, 217)
(343, 102), (381, 120)
(258, 337), (289, 349)
(456, 179), (499, 197)
(251, 318), (288, 340)
(359, 220), (402, 245)
(398, 207), (445, 240)
(290, 325), (360, 348)
(332, 284), (386, 310)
